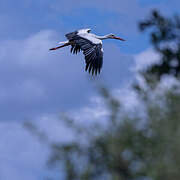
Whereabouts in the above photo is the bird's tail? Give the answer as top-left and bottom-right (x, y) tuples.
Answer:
(58, 40), (69, 44)
(49, 42), (71, 51)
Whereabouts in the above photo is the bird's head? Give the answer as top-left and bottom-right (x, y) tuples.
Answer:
(107, 33), (125, 41)
(87, 29), (91, 33)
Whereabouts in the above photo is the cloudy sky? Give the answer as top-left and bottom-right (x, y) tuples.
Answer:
(0, 0), (179, 179)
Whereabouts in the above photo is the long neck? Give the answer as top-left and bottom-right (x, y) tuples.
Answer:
(95, 34), (110, 40)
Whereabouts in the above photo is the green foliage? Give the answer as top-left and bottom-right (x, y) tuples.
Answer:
(139, 10), (180, 84)
(44, 87), (180, 180)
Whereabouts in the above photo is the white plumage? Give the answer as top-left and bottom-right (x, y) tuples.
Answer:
(50, 28), (125, 75)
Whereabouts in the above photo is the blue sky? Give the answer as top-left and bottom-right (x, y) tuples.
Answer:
(0, 0), (179, 179)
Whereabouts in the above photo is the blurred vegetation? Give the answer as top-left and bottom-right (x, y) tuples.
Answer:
(139, 10), (180, 88)
(25, 10), (180, 180)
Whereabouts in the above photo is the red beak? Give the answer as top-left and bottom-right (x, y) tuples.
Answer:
(113, 36), (126, 41)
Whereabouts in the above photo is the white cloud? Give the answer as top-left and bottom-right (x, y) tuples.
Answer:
(0, 113), (78, 180)
(133, 48), (161, 71)
(0, 30), (58, 65)
(0, 30), (58, 103)
(0, 121), (49, 180)
(69, 96), (109, 124)
(133, 48), (180, 91)
(114, 87), (139, 110)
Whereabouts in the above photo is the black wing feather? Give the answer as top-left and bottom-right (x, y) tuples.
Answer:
(65, 31), (78, 40)
(84, 44), (103, 75)
(65, 31), (81, 54)
(73, 36), (103, 75)
(70, 45), (81, 54)
(65, 32), (103, 75)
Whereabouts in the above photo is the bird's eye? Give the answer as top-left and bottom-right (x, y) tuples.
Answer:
(87, 30), (91, 33)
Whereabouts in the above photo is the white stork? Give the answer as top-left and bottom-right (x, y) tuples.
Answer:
(50, 28), (125, 75)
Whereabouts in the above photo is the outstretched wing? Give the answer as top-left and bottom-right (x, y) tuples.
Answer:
(65, 31), (103, 75)
(65, 29), (91, 55)
(74, 37), (103, 75)
(83, 42), (103, 75)
(65, 31), (81, 54)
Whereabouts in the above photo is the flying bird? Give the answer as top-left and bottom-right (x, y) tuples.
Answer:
(49, 28), (125, 75)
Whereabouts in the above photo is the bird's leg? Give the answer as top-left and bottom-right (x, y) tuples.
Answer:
(49, 42), (73, 51)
